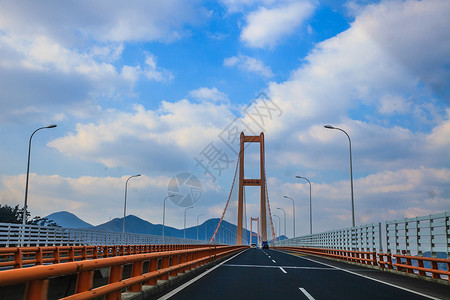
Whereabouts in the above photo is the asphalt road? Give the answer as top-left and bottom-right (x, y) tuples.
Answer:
(159, 248), (447, 300)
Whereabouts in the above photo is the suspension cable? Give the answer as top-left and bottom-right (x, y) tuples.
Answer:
(209, 152), (240, 244)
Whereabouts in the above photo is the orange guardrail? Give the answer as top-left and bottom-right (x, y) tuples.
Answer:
(0, 244), (213, 269)
(0, 245), (247, 300)
(277, 246), (377, 266)
(276, 246), (450, 282)
(379, 253), (450, 281)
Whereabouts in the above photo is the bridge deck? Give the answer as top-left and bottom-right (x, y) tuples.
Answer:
(159, 248), (450, 300)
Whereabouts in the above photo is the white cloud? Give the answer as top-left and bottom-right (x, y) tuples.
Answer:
(0, 173), (172, 226)
(143, 54), (173, 82)
(219, 0), (275, 13)
(189, 87), (229, 104)
(48, 101), (235, 171)
(267, 0), (450, 128)
(240, 1), (316, 48)
(378, 95), (411, 115)
(268, 167), (450, 235)
(0, 1), (202, 124)
(224, 55), (273, 78)
(0, 1), (205, 45)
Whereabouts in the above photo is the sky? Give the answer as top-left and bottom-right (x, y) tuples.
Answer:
(0, 0), (449, 238)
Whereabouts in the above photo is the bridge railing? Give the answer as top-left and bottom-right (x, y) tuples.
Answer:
(0, 245), (248, 300)
(271, 211), (450, 256)
(386, 211), (450, 255)
(272, 223), (382, 252)
(0, 222), (209, 247)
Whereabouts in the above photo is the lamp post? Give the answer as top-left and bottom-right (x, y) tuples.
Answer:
(324, 125), (355, 227)
(295, 176), (313, 234)
(197, 213), (204, 241)
(277, 208), (286, 237)
(283, 196), (295, 237)
(274, 215), (281, 237)
(23, 124), (57, 226)
(184, 206), (194, 239)
(123, 174), (141, 233)
(162, 194), (175, 243)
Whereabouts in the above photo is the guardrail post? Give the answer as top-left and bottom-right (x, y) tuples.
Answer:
(417, 259), (426, 276)
(75, 270), (94, 293)
(146, 259), (158, 285)
(170, 255), (180, 277)
(53, 247), (60, 264)
(129, 261), (144, 292)
(36, 247), (43, 266)
(106, 265), (123, 300)
(431, 261), (440, 279)
(14, 248), (22, 269)
(24, 279), (49, 300)
(160, 256), (170, 280)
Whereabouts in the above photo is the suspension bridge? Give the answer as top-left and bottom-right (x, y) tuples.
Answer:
(0, 132), (449, 299)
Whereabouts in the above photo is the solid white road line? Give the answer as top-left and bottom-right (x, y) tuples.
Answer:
(279, 267), (287, 274)
(275, 249), (440, 300)
(299, 287), (315, 300)
(157, 249), (248, 300)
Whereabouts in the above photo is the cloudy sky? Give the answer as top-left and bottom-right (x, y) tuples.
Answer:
(0, 0), (449, 238)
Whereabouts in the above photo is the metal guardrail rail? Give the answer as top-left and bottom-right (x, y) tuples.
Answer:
(0, 244), (214, 269)
(277, 246), (450, 282)
(271, 211), (450, 256)
(0, 245), (247, 300)
(272, 223), (382, 252)
(386, 211), (450, 255)
(0, 222), (210, 247)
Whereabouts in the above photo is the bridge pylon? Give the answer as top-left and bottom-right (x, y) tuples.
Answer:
(237, 132), (267, 245)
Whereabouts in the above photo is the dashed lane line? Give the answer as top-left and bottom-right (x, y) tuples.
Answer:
(299, 288), (315, 300)
(157, 249), (248, 300)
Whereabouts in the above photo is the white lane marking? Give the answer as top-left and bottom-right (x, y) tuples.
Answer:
(299, 288), (315, 300)
(157, 249), (248, 300)
(268, 256), (271, 258)
(279, 267), (287, 274)
(272, 259), (276, 263)
(274, 249), (440, 300)
(222, 264), (335, 270)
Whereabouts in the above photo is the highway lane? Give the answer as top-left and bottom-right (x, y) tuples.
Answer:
(159, 248), (442, 300)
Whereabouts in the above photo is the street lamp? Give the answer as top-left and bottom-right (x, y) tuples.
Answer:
(295, 176), (313, 234)
(283, 196), (295, 237)
(162, 194), (175, 243)
(184, 206), (194, 239)
(273, 215), (281, 237)
(123, 174), (141, 233)
(23, 124), (57, 226)
(197, 213), (205, 241)
(324, 125), (355, 227)
(277, 207), (286, 237)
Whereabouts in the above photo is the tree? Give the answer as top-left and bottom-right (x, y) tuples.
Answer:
(0, 205), (59, 227)
(0, 204), (21, 223)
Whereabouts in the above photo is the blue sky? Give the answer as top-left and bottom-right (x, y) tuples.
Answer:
(0, 0), (449, 237)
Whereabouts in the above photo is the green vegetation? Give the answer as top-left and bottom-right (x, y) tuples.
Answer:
(0, 204), (59, 226)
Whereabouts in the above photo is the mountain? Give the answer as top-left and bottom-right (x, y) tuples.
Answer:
(94, 215), (251, 243)
(45, 211), (263, 244)
(45, 211), (94, 229)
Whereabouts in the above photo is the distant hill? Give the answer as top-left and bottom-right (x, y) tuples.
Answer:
(45, 211), (261, 244)
(45, 211), (94, 229)
(94, 215), (254, 243)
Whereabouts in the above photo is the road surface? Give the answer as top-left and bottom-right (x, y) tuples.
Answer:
(158, 248), (448, 299)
